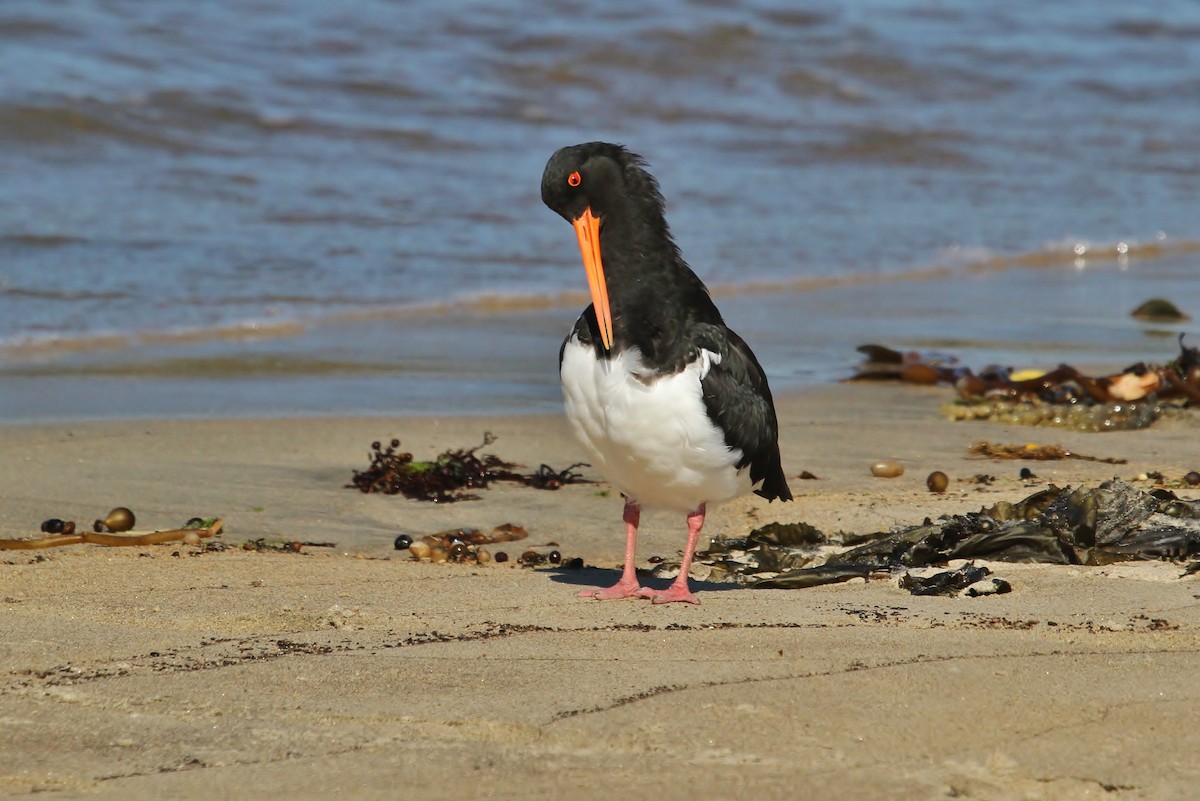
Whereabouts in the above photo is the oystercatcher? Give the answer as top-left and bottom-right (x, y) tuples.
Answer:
(541, 142), (792, 605)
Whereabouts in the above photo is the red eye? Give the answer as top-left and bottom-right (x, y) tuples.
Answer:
(567, 171), (581, 187)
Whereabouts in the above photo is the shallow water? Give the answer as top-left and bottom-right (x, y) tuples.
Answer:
(3, 0), (1198, 422)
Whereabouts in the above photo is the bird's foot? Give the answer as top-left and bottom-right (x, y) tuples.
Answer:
(578, 576), (643, 601)
(635, 583), (701, 605)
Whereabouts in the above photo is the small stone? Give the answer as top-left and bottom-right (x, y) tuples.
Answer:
(1131, 298), (1189, 322)
(548, 550), (561, 564)
(1186, 471), (1200, 487)
(494, 551), (509, 563)
(394, 534), (413, 551)
(926, 471), (949, 493)
(871, 460), (904, 478)
(183, 531), (201, 546)
(408, 541), (431, 560)
(1020, 467), (1036, 480)
(104, 507), (136, 533)
(429, 546), (449, 563)
(40, 519), (65, 534)
(476, 548), (492, 565)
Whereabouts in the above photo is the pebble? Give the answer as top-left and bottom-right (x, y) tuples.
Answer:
(1186, 471), (1200, 487)
(926, 471), (949, 493)
(408, 541), (431, 560)
(104, 507), (136, 533)
(871, 460), (904, 478)
(393, 534), (412, 550)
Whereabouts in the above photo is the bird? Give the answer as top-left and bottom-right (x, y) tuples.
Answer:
(540, 142), (792, 605)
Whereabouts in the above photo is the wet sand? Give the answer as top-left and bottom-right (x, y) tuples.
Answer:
(2, 383), (1199, 800)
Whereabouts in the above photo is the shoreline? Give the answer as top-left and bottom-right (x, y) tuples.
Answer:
(3, 382), (1199, 799)
(4, 244), (1197, 427)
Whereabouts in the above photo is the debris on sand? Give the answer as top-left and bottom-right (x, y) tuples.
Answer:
(695, 480), (1200, 590)
(347, 434), (590, 502)
(1, 518), (224, 551)
(404, 523), (529, 565)
(850, 334), (1200, 431)
(967, 440), (1126, 464)
(899, 564), (1011, 597)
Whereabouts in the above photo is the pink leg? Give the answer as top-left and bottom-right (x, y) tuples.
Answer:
(637, 503), (705, 605)
(578, 498), (644, 600)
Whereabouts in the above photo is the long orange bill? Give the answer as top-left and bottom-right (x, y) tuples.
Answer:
(571, 207), (614, 351)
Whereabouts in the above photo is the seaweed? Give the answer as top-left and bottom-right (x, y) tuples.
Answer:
(696, 480), (1200, 590)
(898, 563), (998, 596)
(347, 434), (590, 502)
(967, 440), (1126, 464)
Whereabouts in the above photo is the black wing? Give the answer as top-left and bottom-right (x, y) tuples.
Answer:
(695, 324), (792, 502)
(558, 305), (608, 367)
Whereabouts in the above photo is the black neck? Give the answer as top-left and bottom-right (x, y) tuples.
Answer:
(594, 205), (723, 371)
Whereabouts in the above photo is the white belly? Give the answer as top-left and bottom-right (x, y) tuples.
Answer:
(560, 339), (750, 513)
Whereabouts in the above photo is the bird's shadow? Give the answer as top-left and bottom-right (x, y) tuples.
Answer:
(545, 566), (743, 594)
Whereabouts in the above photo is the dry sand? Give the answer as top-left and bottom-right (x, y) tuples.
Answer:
(2, 383), (1199, 800)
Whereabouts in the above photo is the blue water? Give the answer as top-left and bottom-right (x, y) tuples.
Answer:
(2, 0), (1198, 421)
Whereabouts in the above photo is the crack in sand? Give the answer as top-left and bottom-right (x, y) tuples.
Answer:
(545, 645), (1200, 725)
(7, 618), (1200, 710)
(0, 620), (825, 692)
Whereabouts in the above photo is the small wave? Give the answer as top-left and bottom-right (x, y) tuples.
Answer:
(0, 16), (75, 38)
(1111, 19), (1200, 40)
(0, 320), (310, 361)
(793, 126), (978, 168)
(0, 286), (129, 302)
(0, 91), (452, 153)
(0, 233), (86, 248)
(702, 237), (1200, 297)
(0, 102), (198, 151)
(3, 353), (402, 380)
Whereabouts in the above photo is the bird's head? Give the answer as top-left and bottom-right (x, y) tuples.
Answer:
(541, 142), (668, 352)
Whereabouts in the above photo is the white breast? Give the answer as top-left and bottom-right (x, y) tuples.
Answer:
(559, 337), (751, 513)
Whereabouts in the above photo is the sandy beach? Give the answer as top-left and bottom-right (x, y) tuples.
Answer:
(3, 383), (1199, 800)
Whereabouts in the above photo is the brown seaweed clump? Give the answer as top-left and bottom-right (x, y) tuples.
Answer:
(851, 335), (1200, 432)
(347, 434), (589, 502)
(967, 440), (1126, 464)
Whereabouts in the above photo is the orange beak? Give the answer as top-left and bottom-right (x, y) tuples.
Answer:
(571, 207), (614, 351)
